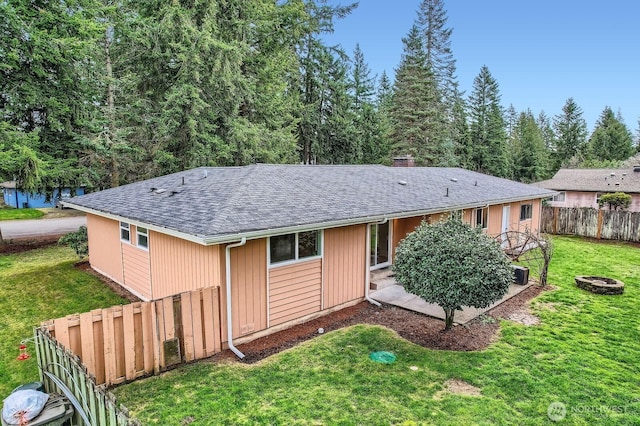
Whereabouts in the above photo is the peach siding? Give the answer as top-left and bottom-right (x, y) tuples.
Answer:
(229, 239), (267, 338)
(87, 214), (124, 284)
(392, 216), (424, 252)
(323, 225), (366, 309)
(485, 199), (542, 237)
(121, 243), (151, 300)
(149, 231), (223, 300)
(269, 259), (322, 327)
(548, 191), (640, 212)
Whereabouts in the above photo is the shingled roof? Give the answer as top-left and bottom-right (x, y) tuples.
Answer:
(534, 167), (640, 194)
(64, 164), (554, 244)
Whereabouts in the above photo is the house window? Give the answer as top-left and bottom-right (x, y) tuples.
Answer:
(520, 204), (533, 221)
(120, 222), (130, 242)
(137, 227), (148, 249)
(474, 207), (488, 229)
(270, 230), (321, 265)
(552, 192), (566, 202)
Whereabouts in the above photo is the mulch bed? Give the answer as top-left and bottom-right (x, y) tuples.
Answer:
(221, 284), (550, 364)
(0, 237), (61, 254)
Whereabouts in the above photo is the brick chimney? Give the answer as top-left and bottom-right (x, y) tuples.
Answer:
(392, 155), (415, 167)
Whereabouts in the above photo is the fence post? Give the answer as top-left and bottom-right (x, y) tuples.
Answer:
(597, 209), (603, 240)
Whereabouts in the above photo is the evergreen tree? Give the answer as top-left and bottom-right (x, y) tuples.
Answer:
(0, 0), (105, 192)
(553, 98), (588, 168)
(588, 107), (634, 161)
(368, 71), (394, 164)
(467, 66), (507, 177)
(415, 0), (461, 164)
(390, 25), (444, 165)
(296, 0), (357, 164)
(512, 111), (549, 183)
(350, 45), (387, 164)
(451, 96), (471, 168)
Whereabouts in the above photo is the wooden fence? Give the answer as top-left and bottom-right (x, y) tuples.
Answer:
(541, 206), (640, 242)
(35, 327), (139, 425)
(40, 286), (223, 387)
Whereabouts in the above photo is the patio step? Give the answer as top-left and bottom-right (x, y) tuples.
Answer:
(370, 266), (398, 291)
(370, 268), (394, 282)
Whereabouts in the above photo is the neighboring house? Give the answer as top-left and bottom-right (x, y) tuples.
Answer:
(534, 166), (640, 211)
(64, 164), (554, 356)
(0, 181), (85, 209)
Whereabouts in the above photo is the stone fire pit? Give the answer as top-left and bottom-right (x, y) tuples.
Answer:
(575, 276), (624, 295)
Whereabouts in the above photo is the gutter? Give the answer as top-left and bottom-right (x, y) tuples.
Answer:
(63, 191), (556, 247)
(225, 238), (247, 359)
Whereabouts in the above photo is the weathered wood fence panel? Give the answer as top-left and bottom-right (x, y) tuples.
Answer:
(40, 286), (222, 387)
(541, 206), (640, 242)
(34, 327), (139, 426)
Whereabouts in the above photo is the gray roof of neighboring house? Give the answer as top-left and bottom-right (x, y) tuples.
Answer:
(64, 164), (555, 242)
(534, 167), (640, 194)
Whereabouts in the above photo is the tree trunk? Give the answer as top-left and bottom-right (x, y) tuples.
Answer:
(443, 308), (455, 330)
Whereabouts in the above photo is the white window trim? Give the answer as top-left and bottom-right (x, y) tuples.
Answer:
(268, 230), (323, 268)
(120, 222), (131, 243)
(137, 226), (149, 250)
(552, 191), (566, 202)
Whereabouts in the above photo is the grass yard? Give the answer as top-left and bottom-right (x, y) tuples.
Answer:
(0, 207), (45, 220)
(114, 236), (640, 425)
(0, 245), (128, 397)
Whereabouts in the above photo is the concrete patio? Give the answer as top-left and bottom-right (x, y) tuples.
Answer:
(370, 269), (532, 324)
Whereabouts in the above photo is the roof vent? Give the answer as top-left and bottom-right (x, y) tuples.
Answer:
(202, 170), (208, 179)
(615, 182), (620, 186)
(450, 178), (458, 183)
(398, 180), (407, 186)
(622, 173), (627, 176)
(154, 188), (166, 194)
(610, 172), (616, 176)
(634, 165), (640, 173)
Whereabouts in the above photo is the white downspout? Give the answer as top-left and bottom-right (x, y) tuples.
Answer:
(365, 220), (384, 306)
(225, 237), (247, 359)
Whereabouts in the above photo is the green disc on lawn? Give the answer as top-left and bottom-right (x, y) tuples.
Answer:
(369, 351), (396, 364)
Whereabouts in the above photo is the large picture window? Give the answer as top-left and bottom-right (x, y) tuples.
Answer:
(270, 230), (320, 265)
(520, 203), (533, 221)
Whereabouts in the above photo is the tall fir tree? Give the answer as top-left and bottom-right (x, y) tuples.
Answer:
(350, 44), (387, 164)
(415, 0), (462, 164)
(467, 66), (507, 177)
(389, 25), (444, 165)
(296, 0), (357, 164)
(0, 0), (105, 192)
(553, 98), (588, 168)
(588, 107), (634, 161)
(511, 111), (549, 183)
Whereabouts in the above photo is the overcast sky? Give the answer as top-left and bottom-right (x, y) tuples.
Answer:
(324, 0), (639, 133)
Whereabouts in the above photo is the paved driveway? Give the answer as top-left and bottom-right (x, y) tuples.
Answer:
(0, 216), (87, 240)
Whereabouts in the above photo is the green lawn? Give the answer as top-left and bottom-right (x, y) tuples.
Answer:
(0, 246), (128, 396)
(0, 207), (45, 220)
(114, 236), (640, 425)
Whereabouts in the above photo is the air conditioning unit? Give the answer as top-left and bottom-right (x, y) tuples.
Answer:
(512, 265), (529, 285)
